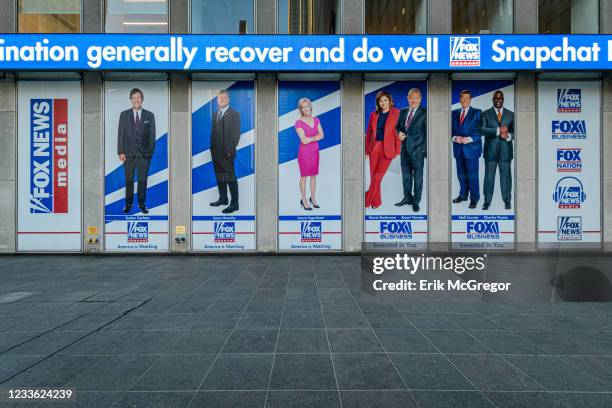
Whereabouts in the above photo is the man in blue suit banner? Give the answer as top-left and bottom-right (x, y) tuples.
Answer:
(451, 89), (482, 209)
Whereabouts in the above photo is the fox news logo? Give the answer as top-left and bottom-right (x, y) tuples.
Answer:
(379, 221), (413, 240)
(449, 37), (480, 67)
(127, 222), (149, 242)
(553, 177), (586, 209)
(552, 120), (587, 140)
(29, 98), (69, 214)
(557, 216), (582, 241)
(556, 148), (582, 172)
(466, 221), (500, 240)
(214, 221), (236, 243)
(301, 221), (322, 242)
(557, 89), (582, 113)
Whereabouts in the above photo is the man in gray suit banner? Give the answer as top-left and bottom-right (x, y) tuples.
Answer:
(479, 90), (514, 211)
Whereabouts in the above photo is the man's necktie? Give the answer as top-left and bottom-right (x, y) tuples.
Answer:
(217, 110), (223, 121)
(459, 109), (466, 125)
(497, 109), (502, 123)
(405, 110), (414, 128)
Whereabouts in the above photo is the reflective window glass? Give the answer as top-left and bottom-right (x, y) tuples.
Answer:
(18, 0), (80, 33)
(539, 0), (599, 33)
(105, 0), (168, 33)
(278, 0), (340, 34)
(192, 0), (254, 34)
(452, 0), (512, 34)
(366, 0), (426, 34)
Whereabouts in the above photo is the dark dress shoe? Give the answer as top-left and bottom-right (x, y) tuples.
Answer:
(139, 205), (149, 214)
(452, 196), (467, 203)
(505, 202), (511, 210)
(309, 197), (320, 209)
(395, 197), (413, 206)
(210, 199), (228, 207)
(482, 203), (490, 210)
(222, 204), (239, 214)
(412, 203), (420, 212)
(469, 201), (477, 209)
(300, 199), (312, 211)
(122, 205), (132, 213)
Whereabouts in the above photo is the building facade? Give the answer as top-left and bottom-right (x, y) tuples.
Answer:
(0, 0), (611, 252)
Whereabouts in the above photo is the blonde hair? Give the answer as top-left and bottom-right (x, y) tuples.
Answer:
(297, 97), (312, 118)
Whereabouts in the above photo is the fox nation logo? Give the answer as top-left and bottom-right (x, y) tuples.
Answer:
(127, 222), (149, 242)
(551, 120), (587, 140)
(449, 37), (480, 67)
(556, 148), (582, 172)
(466, 221), (500, 240)
(379, 221), (412, 240)
(301, 221), (322, 242)
(557, 89), (582, 113)
(557, 216), (582, 241)
(214, 222), (236, 243)
(553, 177), (586, 209)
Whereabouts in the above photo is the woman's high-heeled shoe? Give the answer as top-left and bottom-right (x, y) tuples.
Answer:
(300, 199), (312, 211)
(309, 197), (320, 209)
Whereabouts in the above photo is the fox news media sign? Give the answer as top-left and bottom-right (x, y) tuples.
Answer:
(538, 81), (601, 246)
(2, 34), (612, 71)
(17, 82), (82, 251)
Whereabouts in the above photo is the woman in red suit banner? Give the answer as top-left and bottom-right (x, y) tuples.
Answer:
(365, 91), (401, 209)
(295, 97), (324, 211)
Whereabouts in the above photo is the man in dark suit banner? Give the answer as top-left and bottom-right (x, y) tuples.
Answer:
(210, 89), (241, 214)
(479, 90), (514, 210)
(117, 88), (156, 214)
(395, 88), (427, 213)
(452, 89), (482, 209)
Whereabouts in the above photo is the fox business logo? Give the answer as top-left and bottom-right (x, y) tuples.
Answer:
(379, 221), (413, 240)
(557, 89), (582, 112)
(214, 221), (236, 243)
(557, 216), (582, 241)
(553, 177), (586, 209)
(466, 221), (500, 240)
(552, 120), (587, 140)
(29, 99), (69, 214)
(556, 148), (582, 172)
(449, 37), (480, 67)
(127, 222), (149, 242)
(301, 221), (322, 242)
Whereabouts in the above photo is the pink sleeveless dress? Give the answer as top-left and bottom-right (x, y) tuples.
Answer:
(295, 117), (320, 177)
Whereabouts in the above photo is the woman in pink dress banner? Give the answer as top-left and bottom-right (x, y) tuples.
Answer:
(294, 97), (325, 211)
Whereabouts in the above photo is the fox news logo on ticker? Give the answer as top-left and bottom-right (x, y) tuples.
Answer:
(557, 89), (582, 112)
(127, 222), (149, 242)
(29, 99), (69, 213)
(557, 216), (582, 241)
(214, 222), (236, 243)
(301, 222), (322, 242)
(449, 37), (480, 67)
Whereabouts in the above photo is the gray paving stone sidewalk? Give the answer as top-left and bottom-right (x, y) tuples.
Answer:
(0, 255), (611, 407)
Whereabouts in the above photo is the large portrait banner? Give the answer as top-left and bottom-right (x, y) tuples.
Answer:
(538, 81), (601, 246)
(278, 81), (342, 250)
(104, 81), (169, 251)
(17, 81), (82, 251)
(191, 81), (256, 251)
(450, 80), (515, 249)
(363, 81), (428, 249)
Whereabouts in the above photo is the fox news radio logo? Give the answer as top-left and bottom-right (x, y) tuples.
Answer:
(553, 177), (586, 209)
(29, 98), (69, 214)
(301, 221), (322, 242)
(551, 120), (587, 140)
(379, 221), (412, 240)
(557, 89), (581, 113)
(466, 221), (500, 240)
(556, 148), (582, 172)
(557, 216), (582, 241)
(449, 37), (480, 67)
(214, 221), (236, 243)
(127, 221), (149, 242)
